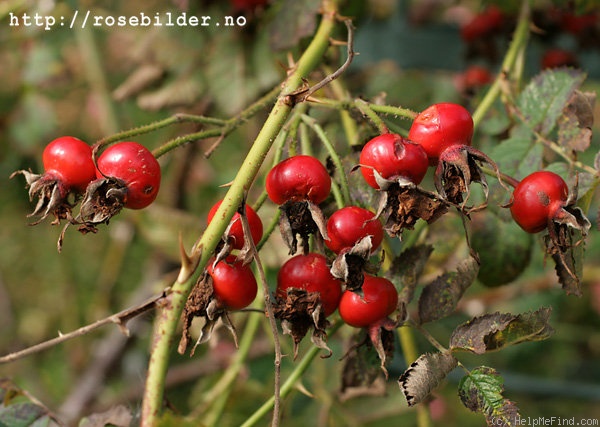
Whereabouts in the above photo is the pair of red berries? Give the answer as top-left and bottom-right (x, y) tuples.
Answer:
(274, 252), (397, 328)
(358, 102), (474, 190)
(26, 136), (161, 212)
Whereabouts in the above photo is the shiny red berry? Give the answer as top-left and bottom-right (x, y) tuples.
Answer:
(42, 136), (96, 192)
(207, 200), (263, 250)
(207, 256), (258, 310)
(359, 133), (429, 189)
(325, 206), (383, 254)
(408, 103), (474, 165)
(338, 274), (398, 328)
(266, 155), (331, 205)
(96, 142), (161, 209)
(276, 253), (342, 317)
(509, 171), (569, 234)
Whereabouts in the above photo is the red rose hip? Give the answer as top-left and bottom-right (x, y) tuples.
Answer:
(325, 206), (383, 254)
(359, 133), (428, 189)
(266, 155), (331, 205)
(509, 171), (569, 234)
(408, 103), (474, 165)
(339, 274), (398, 328)
(96, 142), (161, 209)
(42, 136), (96, 192)
(207, 200), (263, 250)
(207, 256), (258, 310)
(276, 253), (342, 317)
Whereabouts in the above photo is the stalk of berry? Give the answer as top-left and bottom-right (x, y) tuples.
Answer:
(266, 155), (331, 255)
(357, 133), (448, 238)
(11, 136), (96, 225)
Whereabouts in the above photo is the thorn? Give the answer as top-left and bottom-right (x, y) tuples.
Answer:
(177, 233), (199, 283)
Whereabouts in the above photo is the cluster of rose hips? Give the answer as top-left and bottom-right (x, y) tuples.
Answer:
(178, 100), (591, 364)
(12, 136), (161, 249)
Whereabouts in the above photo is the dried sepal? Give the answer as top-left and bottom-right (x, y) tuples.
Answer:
(10, 169), (76, 225)
(278, 200), (328, 255)
(378, 182), (449, 239)
(330, 236), (381, 292)
(435, 145), (504, 215)
(177, 272), (239, 356)
(77, 177), (127, 232)
(272, 288), (332, 359)
(545, 204), (591, 296)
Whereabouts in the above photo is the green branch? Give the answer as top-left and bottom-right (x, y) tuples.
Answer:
(139, 2), (341, 425)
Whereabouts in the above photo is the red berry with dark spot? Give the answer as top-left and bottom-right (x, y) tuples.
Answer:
(207, 200), (263, 250)
(339, 274), (398, 328)
(325, 206), (383, 254)
(509, 171), (569, 233)
(408, 103), (474, 165)
(42, 136), (96, 192)
(207, 255), (258, 310)
(96, 142), (161, 209)
(359, 133), (429, 189)
(266, 155), (331, 205)
(276, 253), (342, 317)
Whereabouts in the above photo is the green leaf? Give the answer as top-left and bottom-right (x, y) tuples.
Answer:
(557, 90), (595, 152)
(386, 244), (433, 318)
(458, 366), (520, 426)
(489, 133), (543, 180)
(516, 69), (586, 135)
(449, 307), (554, 354)
(398, 352), (458, 406)
(418, 257), (478, 323)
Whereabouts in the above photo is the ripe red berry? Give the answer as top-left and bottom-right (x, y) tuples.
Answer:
(338, 274), (398, 328)
(266, 155), (331, 205)
(96, 142), (161, 209)
(509, 171), (569, 234)
(206, 256), (258, 310)
(359, 133), (429, 189)
(325, 206), (383, 254)
(207, 200), (263, 250)
(408, 103), (474, 165)
(42, 136), (96, 192)
(276, 253), (342, 317)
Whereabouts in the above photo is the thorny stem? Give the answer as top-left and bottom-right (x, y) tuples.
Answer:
(355, 98), (390, 134)
(140, 2), (341, 425)
(0, 291), (169, 364)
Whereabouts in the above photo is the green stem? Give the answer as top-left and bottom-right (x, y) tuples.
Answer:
(140, 3), (340, 425)
(300, 114), (351, 205)
(95, 114), (226, 148)
(241, 322), (343, 427)
(355, 98), (389, 134)
(471, 1), (530, 129)
(201, 310), (262, 426)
